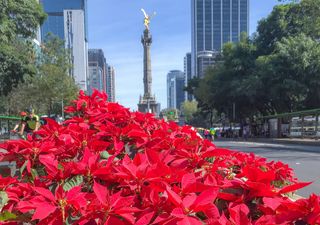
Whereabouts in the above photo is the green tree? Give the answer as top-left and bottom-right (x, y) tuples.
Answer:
(7, 36), (79, 116)
(187, 0), (320, 122)
(185, 77), (217, 126)
(180, 101), (198, 123)
(256, 34), (320, 113)
(197, 33), (320, 118)
(0, 40), (34, 96)
(194, 36), (259, 120)
(255, 0), (320, 55)
(0, 95), (9, 114)
(255, 4), (291, 55)
(185, 77), (200, 97)
(0, 0), (46, 43)
(0, 0), (46, 96)
(160, 108), (179, 122)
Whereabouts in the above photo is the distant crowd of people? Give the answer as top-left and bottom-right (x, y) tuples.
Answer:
(196, 123), (258, 141)
(198, 128), (216, 141)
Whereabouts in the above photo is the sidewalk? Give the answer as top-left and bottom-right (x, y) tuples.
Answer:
(216, 137), (320, 147)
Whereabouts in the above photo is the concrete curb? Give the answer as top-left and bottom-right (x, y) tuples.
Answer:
(216, 138), (320, 147)
(268, 139), (320, 147)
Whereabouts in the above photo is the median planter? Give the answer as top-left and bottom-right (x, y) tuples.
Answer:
(0, 90), (319, 224)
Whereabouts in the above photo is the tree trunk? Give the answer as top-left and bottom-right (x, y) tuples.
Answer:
(48, 99), (52, 117)
(209, 109), (213, 127)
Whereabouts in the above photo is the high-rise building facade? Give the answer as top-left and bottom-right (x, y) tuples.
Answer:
(64, 9), (88, 90)
(191, 0), (249, 78)
(40, 0), (88, 91)
(106, 65), (115, 102)
(167, 70), (186, 110)
(184, 53), (192, 101)
(40, 0), (88, 40)
(88, 49), (107, 93)
(88, 49), (115, 102)
(88, 62), (103, 96)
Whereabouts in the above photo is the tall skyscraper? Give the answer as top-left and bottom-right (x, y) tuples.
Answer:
(167, 70), (186, 110)
(40, 0), (88, 91)
(106, 65), (116, 102)
(88, 62), (103, 96)
(88, 49), (115, 102)
(191, 0), (249, 78)
(184, 53), (192, 101)
(88, 49), (107, 93)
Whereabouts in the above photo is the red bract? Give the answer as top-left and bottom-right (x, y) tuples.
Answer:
(16, 185), (86, 224)
(79, 181), (139, 225)
(0, 89), (319, 224)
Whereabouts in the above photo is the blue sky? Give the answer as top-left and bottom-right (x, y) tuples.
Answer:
(88, 0), (279, 110)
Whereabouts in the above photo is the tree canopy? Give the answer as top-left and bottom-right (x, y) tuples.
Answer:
(256, 34), (320, 113)
(0, 40), (37, 96)
(0, 0), (46, 96)
(188, 0), (320, 123)
(180, 100), (198, 123)
(0, 0), (46, 43)
(7, 36), (79, 116)
(256, 0), (320, 55)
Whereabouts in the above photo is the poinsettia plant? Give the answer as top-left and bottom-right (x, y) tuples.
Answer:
(0, 90), (319, 225)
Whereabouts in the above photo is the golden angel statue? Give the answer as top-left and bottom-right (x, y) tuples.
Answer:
(141, 8), (156, 30)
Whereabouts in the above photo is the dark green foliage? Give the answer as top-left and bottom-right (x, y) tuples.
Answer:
(257, 34), (320, 113)
(255, 0), (320, 55)
(0, 0), (46, 43)
(0, 40), (36, 96)
(7, 35), (79, 115)
(188, 0), (320, 122)
(0, 0), (46, 96)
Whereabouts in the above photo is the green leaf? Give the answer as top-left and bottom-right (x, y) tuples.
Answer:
(31, 168), (38, 179)
(0, 211), (17, 221)
(63, 175), (83, 191)
(58, 163), (64, 170)
(19, 160), (27, 175)
(100, 151), (111, 159)
(66, 219), (71, 225)
(66, 215), (81, 225)
(0, 191), (8, 210)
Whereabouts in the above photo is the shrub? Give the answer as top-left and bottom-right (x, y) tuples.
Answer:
(0, 90), (319, 224)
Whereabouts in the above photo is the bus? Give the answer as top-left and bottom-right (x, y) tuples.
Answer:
(290, 116), (319, 138)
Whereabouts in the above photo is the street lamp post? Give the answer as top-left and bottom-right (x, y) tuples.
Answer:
(232, 102), (236, 122)
(61, 99), (64, 119)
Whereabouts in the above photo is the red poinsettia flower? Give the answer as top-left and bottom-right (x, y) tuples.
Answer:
(0, 90), (318, 225)
(79, 181), (139, 225)
(16, 185), (87, 224)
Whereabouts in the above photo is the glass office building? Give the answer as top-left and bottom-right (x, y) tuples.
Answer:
(88, 49), (107, 94)
(88, 62), (103, 96)
(106, 65), (116, 103)
(40, 0), (88, 41)
(191, 0), (249, 78)
(184, 53), (193, 101)
(40, 0), (88, 91)
(167, 70), (186, 110)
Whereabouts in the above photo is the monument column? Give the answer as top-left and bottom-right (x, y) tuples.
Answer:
(142, 29), (152, 98)
(138, 9), (160, 116)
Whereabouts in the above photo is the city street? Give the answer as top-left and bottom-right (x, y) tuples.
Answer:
(215, 140), (320, 197)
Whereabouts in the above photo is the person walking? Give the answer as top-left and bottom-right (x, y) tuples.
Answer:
(210, 128), (216, 141)
(19, 107), (40, 138)
(204, 129), (209, 140)
(243, 125), (250, 140)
